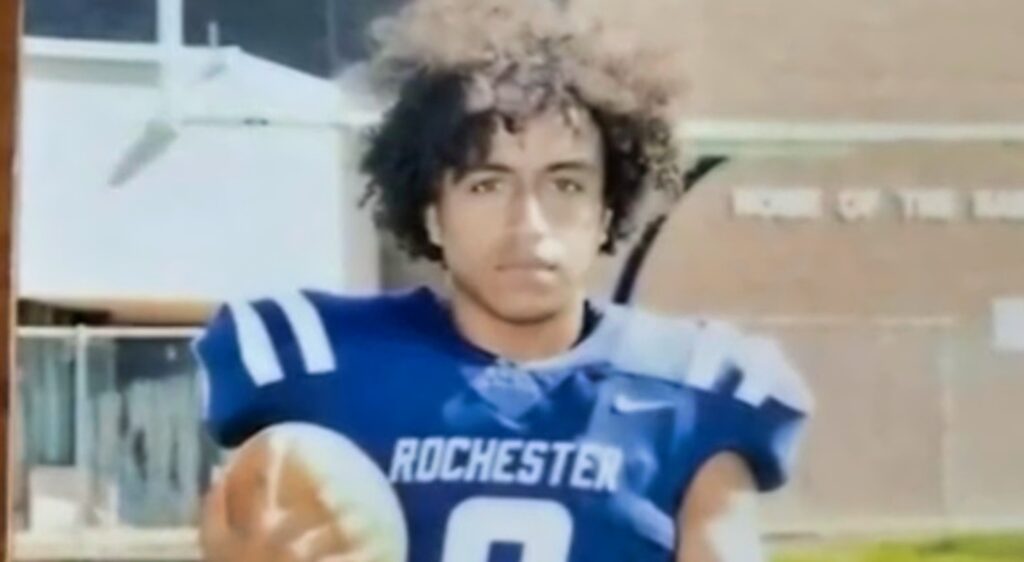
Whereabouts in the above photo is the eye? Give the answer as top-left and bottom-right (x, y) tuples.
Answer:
(553, 178), (586, 194)
(467, 178), (502, 194)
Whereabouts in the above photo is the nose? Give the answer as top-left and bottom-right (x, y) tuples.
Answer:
(507, 187), (550, 236)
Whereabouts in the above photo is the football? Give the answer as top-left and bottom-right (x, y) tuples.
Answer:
(203, 422), (408, 562)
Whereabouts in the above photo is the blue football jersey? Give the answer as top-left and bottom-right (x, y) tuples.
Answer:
(193, 287), (812, 561)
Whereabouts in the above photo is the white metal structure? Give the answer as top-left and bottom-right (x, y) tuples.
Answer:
(18, 35), (379, 320)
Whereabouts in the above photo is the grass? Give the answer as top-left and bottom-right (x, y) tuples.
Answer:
(773, 533), (1024, 562)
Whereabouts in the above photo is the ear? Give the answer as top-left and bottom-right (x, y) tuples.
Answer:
(425, 205), (443, 247)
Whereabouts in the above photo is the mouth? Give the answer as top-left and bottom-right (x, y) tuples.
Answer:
(497, 260), (557, 272)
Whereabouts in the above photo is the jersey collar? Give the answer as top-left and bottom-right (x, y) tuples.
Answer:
(412, 286), (626, 374)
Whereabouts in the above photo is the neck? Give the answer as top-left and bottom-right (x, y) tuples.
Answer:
(450, 291), (586, 363)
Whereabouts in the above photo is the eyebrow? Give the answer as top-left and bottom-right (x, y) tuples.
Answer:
(450, 162), (512, 182)
(546, 160), (600, 174)
(463, 160), (599, 175)
(467, 162), (515, 174)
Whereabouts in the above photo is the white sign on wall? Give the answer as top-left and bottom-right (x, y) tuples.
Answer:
(993, 297), (1024, 352)
(897, 189), (958, 221)
(837, 189), (883, 222)
(732, 187), (1024, 223)
(973, 190), (1024, 220)
(732, 188), (822, 220)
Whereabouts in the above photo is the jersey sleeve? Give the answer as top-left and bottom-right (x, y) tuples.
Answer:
(684, 322), (814, 492)
(191, 293), (341, 447)
(192, 303), (273, 447)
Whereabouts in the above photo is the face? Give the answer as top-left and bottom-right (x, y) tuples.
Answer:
(428, 107), (608, 325)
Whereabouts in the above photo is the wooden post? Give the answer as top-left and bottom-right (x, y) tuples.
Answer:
(0, 0), (20, 560)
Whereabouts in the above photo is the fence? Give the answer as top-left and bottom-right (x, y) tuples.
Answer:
(14, 326), (217, 535)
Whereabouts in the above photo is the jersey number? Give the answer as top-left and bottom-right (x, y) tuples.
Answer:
(442, 498), (573, 562)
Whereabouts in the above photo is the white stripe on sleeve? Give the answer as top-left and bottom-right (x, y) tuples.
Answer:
(275, 292), (337, 375)
(227, 301), (286, 386)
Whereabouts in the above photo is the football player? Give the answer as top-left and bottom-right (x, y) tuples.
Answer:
(194, 1), (813, 560)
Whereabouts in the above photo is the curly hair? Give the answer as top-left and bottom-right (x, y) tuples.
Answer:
(359, 0), (687, 262)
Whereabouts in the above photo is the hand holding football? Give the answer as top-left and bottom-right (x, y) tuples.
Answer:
(200, 423), (408, 562)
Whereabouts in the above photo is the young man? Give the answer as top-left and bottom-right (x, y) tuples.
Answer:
(195, 1), (812, 560)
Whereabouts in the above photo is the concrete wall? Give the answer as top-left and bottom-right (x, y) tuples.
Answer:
(679, 0), (1024, 122)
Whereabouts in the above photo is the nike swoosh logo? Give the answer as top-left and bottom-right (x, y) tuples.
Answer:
(612, 395), (674, 414)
